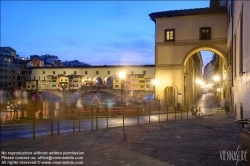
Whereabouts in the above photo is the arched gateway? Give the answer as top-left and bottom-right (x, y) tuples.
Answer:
(149, 6), (228, 106)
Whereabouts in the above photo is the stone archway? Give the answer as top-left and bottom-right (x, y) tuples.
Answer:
(93, 77), (103, 86)
(164, 86), (178, 107)
(104, 77), (113, 87)
(182, 44), (228, 66)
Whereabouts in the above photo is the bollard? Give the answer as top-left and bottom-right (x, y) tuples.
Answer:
(166, 106), (168, 121)
(123, 107), (125, 129)
(91, 106), (93, 131)
(123, 107), (127, 141)
(149, 106), (151, 124)
(57, 109), (60, 136)
(73, 109), (75, 133)
(96, 106), (98, 130)
(181, 106), (182, 120)
(78, 108), (81, 133)
(137, 107), (139, 126)
(51, 111), (53, 137)
(33, 109), (35, 140)
(106, 106), (108, 129)
(158, 106), (160, 123)
(175, 106), (176, 121)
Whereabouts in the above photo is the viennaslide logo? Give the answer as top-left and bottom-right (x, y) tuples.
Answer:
(219, 146), (248, 165)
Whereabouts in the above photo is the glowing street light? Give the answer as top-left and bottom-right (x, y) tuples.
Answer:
(152, 79), (157, 86)
(119, 71), (126, 79)
(119, 71), (126, 104)
(213, 75), (220, 82)
(195, 78), (205, 86)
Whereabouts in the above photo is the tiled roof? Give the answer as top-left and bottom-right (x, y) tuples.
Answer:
(149, 6), (227, 23)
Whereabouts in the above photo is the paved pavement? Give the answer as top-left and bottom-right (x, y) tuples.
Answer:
(0, 94), (247, 166)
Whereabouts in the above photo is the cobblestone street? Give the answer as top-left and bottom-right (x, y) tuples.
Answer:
(1, 98), (245, 166)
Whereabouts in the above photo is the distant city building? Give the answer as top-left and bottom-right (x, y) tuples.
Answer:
(64, 60), (90, 67)
(0, 47), (29, 90)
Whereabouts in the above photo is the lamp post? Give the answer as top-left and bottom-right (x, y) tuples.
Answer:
(59, 82), (67, 135)
(119, 71), (126, 105)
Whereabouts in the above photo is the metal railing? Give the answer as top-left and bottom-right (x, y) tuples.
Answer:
(28, 100), (199, 139)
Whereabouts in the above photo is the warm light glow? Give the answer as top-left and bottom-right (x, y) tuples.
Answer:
(217, 88), (221, 92)
(196, 79), (205, 86)
(152, 79), (157, 85)
(119, 71), (126, 79)
(213, 75), (220, 82)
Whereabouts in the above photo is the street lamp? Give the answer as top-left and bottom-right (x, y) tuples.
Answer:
(119, 71), (126, 105)
(213, 75), (220, 82)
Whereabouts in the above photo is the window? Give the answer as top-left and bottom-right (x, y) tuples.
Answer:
(85, 71), (88, 74)
(165, 29), (175, 41)
(143, 71), (146, 74)
(74, 71), (77, 74)
(17, 76), (20, 80)
(200, 27), (211, 40)
(107, 71), (110, 74)
(29, 71), (32, 74)
(96, 71), (99, 74)
(63, 71), (66, 75)
(53, 71), (55, 74)
(43, 71), (45, 74)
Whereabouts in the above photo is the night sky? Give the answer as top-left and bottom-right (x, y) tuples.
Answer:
(1, 1), (212, 66)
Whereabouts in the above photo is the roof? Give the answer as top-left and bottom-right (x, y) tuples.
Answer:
(28, 64), (155, 69)
(149, 6), (227, 23)
(30, 55), (44, 60)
